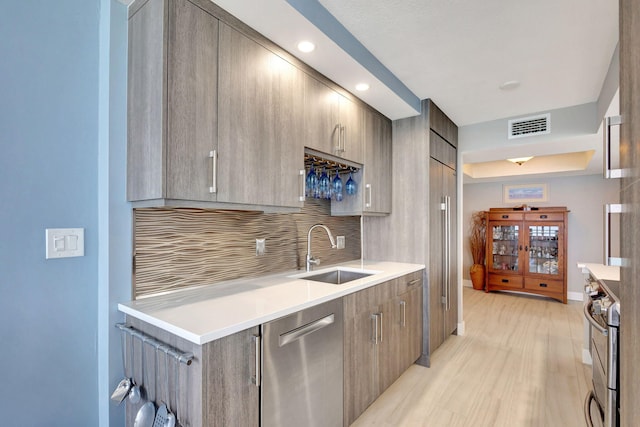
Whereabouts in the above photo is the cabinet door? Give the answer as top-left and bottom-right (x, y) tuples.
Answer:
(488, 220), (525, 275)
(444, 164), (457, 337)
(202, 327), (260, 427)
(127, 0), (219, 202)
(428, 158), (445, 353)
(338, 95), (364, 163)
(363, 109), (392, 214)
(303, 76), (339, 156)
(165, 0), (219, 201)
(218, 23), (304, 207)
(524, 221), (564, 280)
(343, 289), (379, 426)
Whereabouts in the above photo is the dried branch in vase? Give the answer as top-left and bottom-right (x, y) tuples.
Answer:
(469, 211), (487, 265)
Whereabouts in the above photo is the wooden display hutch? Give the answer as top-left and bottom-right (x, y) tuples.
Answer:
(485, 207), (569, 303)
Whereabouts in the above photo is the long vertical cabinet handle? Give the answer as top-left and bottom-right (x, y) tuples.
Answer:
(446, 196), (452, 311)
(378, 312), (383, 343)
(400, 301), (406, 328)
(252, 334), (261, 386)
(371, 314), (379, 344)
(342, 126), (347, 155)
(335, 123), (343, 154)
(299, 169), (305, 202)
(209, 150), (217, 193)
(603, 115), (623, 179)
(604, 204), (623, 266)
(365, 184), (372, 208)
(440, 198), (448, 306)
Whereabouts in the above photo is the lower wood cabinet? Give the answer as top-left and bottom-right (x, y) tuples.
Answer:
(124, 317), (259, 427)
(124, 271), (423, 427)
(343, 271), (423, 425)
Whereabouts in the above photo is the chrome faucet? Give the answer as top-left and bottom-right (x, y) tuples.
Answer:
(306, 224), (337, 271)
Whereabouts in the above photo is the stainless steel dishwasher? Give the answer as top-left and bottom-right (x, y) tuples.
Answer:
(261, 298), (344, 427)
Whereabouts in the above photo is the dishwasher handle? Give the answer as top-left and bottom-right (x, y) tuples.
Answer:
(279, 314), (335, 347)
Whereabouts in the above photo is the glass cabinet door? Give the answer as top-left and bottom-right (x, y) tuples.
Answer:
(526, 224), (561, 277)
(490, 223), (521, 273)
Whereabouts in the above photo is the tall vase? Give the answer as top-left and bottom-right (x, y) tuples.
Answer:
(470, 264), (486, 290)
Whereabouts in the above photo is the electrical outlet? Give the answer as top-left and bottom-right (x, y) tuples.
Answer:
(256, 238), (266, 256)
(336, 236), (345, 249)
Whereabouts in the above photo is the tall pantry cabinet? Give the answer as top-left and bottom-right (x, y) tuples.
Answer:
(619, 0), (640, 424)
(363, 99), (458, 366)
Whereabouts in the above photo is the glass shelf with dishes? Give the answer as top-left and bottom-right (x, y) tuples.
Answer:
(490, 224), (521, 272)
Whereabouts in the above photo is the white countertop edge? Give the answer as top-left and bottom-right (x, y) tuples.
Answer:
(119, 261), (425, 345)
(576, 261), (620, 282)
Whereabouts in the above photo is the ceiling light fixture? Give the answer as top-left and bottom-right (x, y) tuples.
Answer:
(499, 80), (520, 91)
(507, 156), (533, 166)
(355, 83), (370, 91)
(297, 41), (315, 53)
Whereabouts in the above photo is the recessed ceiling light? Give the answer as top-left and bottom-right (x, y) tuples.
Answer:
(297, 41), (315, 53)
(499, 80), (520, 91)
(355, 83), (370, 91)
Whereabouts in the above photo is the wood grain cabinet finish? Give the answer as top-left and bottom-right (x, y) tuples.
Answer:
(127, 0), (219, 203)
(618, 0), (640, 424)
(428, 128), (458, 354)
(343, 271), (423, 425)
(124, 317), (259, 427)
(217, 22), (304, 208)
(485, 207), (569, 304)
(302, 76), (365, 164)
(331, 108), (392, 216)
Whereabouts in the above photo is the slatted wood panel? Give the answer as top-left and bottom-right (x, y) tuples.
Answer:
(134, 199), (360, 298)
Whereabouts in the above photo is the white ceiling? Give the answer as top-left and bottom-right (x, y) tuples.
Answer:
(201, 1), (619, 179)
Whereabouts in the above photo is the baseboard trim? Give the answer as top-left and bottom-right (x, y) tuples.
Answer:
(568, 291), (583, 302)
(457, 321), (465, 336)
(463, 279), (472, 288)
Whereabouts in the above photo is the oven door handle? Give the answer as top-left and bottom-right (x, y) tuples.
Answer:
(584, 301), (608, 336)
(584, 390), (603, 427)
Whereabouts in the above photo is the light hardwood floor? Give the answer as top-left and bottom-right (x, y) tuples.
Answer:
(352, 287), (590, 427)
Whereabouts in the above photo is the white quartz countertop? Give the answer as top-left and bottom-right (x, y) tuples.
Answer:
(119, 260), (424, 345)
(577, 262), (620, 282)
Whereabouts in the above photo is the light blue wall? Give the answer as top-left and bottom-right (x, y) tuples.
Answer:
(0, 1), (130, 426)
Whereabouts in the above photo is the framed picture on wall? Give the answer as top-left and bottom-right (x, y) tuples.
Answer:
(503, 183), (548, 204)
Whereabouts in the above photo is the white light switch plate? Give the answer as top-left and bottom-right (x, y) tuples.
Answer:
(337, 236), (346, 249)
(46, 228), (85, 259)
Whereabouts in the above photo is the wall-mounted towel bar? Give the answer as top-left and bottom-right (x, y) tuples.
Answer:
(115, 323), (194, 366)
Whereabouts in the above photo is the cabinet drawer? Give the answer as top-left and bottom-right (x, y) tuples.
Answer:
(488, 274), (523, 289)
(488, 212), (523, 221)
(396, 271), (423, 295)
(524, 278), (564, 293)
(524, 212), (564, 221)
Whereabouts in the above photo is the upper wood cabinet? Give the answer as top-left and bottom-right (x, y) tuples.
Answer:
(303, 75), (364, 164)
(217, 23), (304, 208)
(127, 0), (304, 209)
(127, 0), (219, 203)
(128, 0), (386, 211)
(363, 109), (392, 214)
(331, 108), (392, 216)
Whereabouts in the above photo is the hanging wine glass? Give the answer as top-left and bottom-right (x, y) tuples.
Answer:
(318, 167), (330, 199)
(345, 171), (357, 196)
(325, 171), (333, 200)
(306, 165), (318, 198)
(332, 172), (343, 202)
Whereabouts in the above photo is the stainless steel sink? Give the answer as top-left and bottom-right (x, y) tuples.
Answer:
(301, 269), (373, 285)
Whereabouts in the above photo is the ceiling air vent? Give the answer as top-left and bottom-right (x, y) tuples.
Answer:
(508, 113), (551, 139)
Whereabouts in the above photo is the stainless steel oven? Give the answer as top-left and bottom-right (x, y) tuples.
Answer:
(584, 278), (620, 427)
